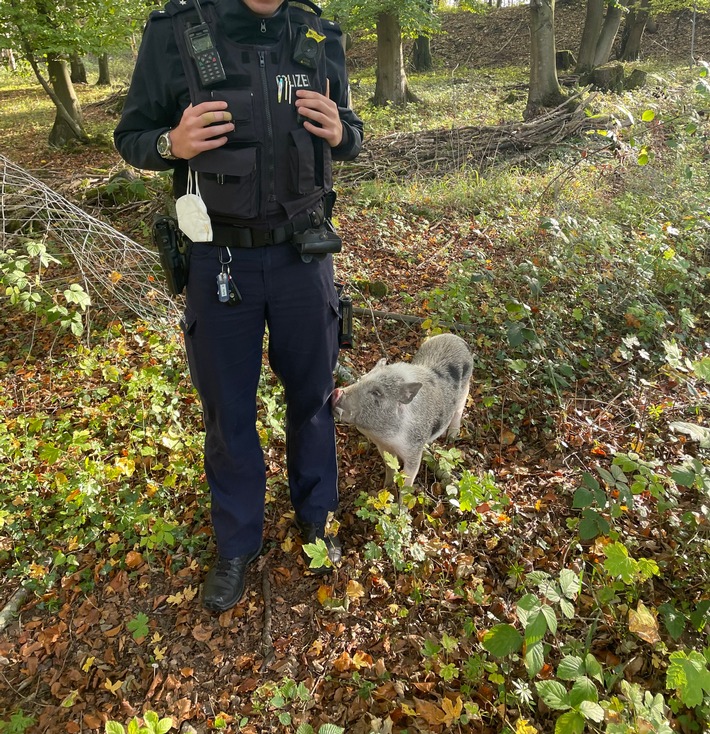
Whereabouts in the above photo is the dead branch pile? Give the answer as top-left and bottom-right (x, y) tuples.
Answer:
(338, 94), (607, 183)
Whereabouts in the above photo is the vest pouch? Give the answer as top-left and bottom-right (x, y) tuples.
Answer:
(210, 90), (257, 143)
(288, 127), (317, 196)
(190, 146), (259, 220)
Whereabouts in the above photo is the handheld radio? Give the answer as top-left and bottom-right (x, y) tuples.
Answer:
(184, 0), (226, 86)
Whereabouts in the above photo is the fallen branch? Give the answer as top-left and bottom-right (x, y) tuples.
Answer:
(338, 91), (603, 183)
(0, 588), (29, 633)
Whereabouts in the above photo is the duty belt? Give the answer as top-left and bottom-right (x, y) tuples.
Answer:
(211, 204), (324, 249)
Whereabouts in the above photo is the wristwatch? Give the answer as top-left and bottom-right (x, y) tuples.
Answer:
(157, 130), (178, 160)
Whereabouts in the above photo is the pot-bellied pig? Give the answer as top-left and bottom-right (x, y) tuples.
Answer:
(331, 333), (473, 486)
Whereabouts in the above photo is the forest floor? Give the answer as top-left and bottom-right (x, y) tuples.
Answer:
(1, 7), (709, 734)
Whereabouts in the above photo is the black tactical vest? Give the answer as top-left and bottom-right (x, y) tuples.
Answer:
(167, 0), (332, 226)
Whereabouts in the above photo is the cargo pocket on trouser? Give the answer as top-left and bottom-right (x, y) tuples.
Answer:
(288, 128), (317, 196)
(189, 147), (259, 220)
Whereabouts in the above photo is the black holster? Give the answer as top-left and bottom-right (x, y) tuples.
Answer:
(152, 215), (191, 296)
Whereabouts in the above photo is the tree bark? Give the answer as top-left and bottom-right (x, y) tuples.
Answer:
(413, 35), (433, 72)
(593, 1), (625, 66)
(97, 52), (111, 85)
(619, 0), (650, 61)
(526, 0), (566, 119)
(374, 12), (417, 106)
(576, 0), (604, 74)
(70, 52), (87, 84)
(47, 54), (87, 146)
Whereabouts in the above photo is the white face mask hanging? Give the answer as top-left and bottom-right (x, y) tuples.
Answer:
(175, 168), (213, 243)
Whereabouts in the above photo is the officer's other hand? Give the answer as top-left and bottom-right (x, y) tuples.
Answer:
(169, 101), (234, 159)
(295, 79), (343, 148)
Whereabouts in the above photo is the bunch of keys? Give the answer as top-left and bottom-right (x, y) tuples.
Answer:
(217, 247), (242, 306)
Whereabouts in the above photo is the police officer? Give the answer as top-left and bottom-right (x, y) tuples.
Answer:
(114, 0), (363, 612)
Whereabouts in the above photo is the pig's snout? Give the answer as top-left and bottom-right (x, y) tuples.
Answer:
(331, 388), (344, 419)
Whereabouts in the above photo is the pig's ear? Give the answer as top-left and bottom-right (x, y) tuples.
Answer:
(398, 382), (422, 404)
(376, 358), (387, 367)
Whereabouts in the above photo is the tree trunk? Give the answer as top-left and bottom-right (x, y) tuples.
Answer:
(70, 52), (87, 84)
(374, 12), (417, 106)
(619, 0), (650, 61)
(526, 0), (566, 119)
(576, 0), (604, 74)
(593, 1), (625, 65)
(47, 55), (87, 146)
(97, 53), (111, 85)
(412, 35), (433, 72)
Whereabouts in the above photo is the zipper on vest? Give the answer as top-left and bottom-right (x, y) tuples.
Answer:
(260, 20), (266, 33)
(258, 50), (277, 203)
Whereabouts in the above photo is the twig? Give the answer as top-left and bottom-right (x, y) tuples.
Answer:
(259, 567), (275, 672)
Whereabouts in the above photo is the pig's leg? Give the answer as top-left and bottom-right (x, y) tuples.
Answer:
(446, 388), (469, 440)
(372, 441), (400, 486)
(401, 450), (424, 486)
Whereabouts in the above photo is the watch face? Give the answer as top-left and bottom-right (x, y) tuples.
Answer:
(158, 133), (171, 156)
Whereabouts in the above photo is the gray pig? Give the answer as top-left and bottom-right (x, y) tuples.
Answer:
(331, 333), (473, 486)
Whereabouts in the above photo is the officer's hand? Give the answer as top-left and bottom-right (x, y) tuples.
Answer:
(168, 101), (235, 159)
(295, 80), (343, 148)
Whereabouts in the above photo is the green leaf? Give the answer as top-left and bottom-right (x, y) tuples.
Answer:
(303, 538), (333, 569)
(481, 624), (523, 658)
(516, 594), (541, 627)
(557, 656), (585, 681)
(126, 612), (150, 641)
(688, 599), (710, 632)
(536, 680), (571, 711)
(524, 610), (548, 646)
(156, 718), (173, 734)
(295, 725), (315, 734)
(525, 640), (545, 678)
(559, 569), (581, 599)
(572, 486), (595, 509)
(641, 109), (656, 121)
(559, 598), (575, 620)
(579, 508), (610, 540)
(106, 724), (125, 734)
(603, 542), (637, 584)
(569, 676), (598, 707)
(554, 711), (586, 734)
(578, 700), (605, 722)
(318, 725), (345, 734)
(692, 356), (710, 382)
(584, 654), (603, 684)
(540, 604), (557, 635)
(666, 650), (710, 707)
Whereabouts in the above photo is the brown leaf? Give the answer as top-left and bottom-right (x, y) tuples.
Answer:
(629, 601), (660, 644)
(333, 651), (353, 672)
(82, 713), (104, 730)
(124, 551), (143, 569)
(191, 624), (213, 642)
(414, 697), (446, 726)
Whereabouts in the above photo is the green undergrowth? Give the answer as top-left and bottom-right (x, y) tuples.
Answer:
(1, 58), (709, 733)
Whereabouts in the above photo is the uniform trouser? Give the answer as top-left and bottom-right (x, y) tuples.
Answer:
(181, 240), (341, 559)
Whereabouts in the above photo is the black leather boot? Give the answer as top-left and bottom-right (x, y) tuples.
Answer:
(296, 518), (342, 572)
(202, 545), (261, 612)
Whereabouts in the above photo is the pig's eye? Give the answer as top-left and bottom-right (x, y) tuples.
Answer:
(369, 387), (383, 399)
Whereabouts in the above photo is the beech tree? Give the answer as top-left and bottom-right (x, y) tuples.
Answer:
(576, 0), (628, 74)
(327, 0), (436, 105)
(0, 0), (147, 146)
(576, 0), (710, 75)
(526, 0), (566, 118)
